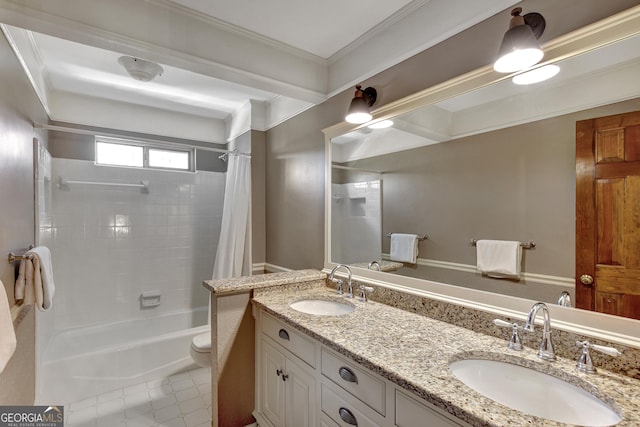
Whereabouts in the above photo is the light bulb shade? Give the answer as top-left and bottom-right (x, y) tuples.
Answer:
(494, 24), (543, 73)
(346, 96), (373, 124)
(345, 86), (377, 124)
(118, 56), (164, 82)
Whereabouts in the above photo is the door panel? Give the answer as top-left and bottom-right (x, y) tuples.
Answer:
(576, 110), (640, 319)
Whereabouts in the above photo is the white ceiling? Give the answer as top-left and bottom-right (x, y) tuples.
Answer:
(169, 0), (417, 58)
(0, 0), (519, 143)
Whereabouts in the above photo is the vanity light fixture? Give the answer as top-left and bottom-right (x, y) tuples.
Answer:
(512, 64), (560, 85)
(494, 7), (546, 73)
(345, 85), (377, 124)
(368, 119), (394, 129)
(118, 56), (164, 82)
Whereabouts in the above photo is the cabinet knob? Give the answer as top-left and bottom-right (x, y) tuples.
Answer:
(580, 274), (594, 285)
(338, 366), (358, 383)
(278, 328), (290, 340)
(276, 369), (283, 377)
(339, 407), (358, 426)
(281, 374), (289, 382)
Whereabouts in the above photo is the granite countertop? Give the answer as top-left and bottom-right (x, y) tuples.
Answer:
(251, 283), (640, 427)
(202, 269), (325, 294)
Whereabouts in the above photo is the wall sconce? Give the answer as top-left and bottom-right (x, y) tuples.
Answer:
(345, 85), (377, 124)
(494, 7), (546, 73)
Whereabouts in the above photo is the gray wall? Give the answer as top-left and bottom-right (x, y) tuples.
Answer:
(264, 0), (640, 270)
(47, 122), (228, 172)
(0, 30), (49, 404)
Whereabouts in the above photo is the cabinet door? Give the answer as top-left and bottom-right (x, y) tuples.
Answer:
(262, 340), (286, 427)
(285, 355), (316, 427)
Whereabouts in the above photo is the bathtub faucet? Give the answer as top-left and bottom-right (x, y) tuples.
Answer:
(329, 264), (353, 298)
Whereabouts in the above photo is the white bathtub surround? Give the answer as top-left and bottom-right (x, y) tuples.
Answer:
(64, 366), (211, 427)
(41, 158), (225, 330)
(37, 308), (208, 404)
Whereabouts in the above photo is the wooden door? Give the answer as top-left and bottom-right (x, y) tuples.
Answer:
(576, 110), (640, 319)
(261, 340), (286, 426)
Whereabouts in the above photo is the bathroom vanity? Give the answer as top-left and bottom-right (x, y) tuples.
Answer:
(204, 269), (640, 427)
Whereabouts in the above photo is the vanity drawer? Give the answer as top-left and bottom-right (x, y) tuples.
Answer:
(321, 383), (381, 427)
(395, 390), (468, 427)
(321, 348), (385, 415)
(262, 312), (316, 367)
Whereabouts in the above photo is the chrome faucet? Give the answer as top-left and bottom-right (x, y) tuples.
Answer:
(329, 264), (353, 298)
(368, 261), (381, 271)
(557, 290), (572, 307)
(524, 302), (556, 361)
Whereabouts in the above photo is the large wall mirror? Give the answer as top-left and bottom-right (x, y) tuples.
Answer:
(324, 5), (640, 343)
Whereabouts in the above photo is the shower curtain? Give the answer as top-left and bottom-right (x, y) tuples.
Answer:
(212, 152), (251, 279)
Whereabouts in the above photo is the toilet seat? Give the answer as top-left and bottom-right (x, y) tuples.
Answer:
(191, 332), (211, 352)
(190, 331), (212, 367)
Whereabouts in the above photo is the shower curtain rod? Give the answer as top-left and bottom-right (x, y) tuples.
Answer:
(34, 123), (248, 155)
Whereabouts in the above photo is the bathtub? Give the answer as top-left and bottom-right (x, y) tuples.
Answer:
(36, 307), (209, 404)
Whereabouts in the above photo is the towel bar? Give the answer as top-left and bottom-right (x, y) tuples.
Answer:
(469, 239), (535, 249)
(386, 233), (428, 241)
(8, 245), (35, 264)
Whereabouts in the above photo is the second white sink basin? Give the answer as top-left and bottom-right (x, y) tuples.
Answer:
(450, 358), (621, 426)
(290, 299), (354, 316)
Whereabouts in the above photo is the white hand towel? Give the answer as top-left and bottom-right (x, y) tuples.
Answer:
(476, 239), (522, 279)
(0, 279), (17, 373)
(26, 246), (56, 311)
(390, 233), (419, 264)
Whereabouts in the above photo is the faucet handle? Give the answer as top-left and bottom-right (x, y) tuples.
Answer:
(576, 340), (621, 374)
(330, 278), (344, 295)
(493, 319), (523, 351)
(358, 285), (374, 302)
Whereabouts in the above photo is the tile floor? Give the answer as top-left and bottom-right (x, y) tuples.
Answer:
(64, 367), (211, 427)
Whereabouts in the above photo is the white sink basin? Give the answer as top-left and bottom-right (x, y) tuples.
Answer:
(289, 299), (355, 316)
(449, 358), (621, 426)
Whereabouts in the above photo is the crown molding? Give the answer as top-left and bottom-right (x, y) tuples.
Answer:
(148, 0), (327, 66)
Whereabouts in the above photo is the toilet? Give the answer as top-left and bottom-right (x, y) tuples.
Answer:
(190, 331), (212, 367)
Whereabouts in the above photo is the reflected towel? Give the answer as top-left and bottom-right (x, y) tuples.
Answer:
(27, 246), (55, 311)
(476, 239), (522, 279)
(390, 233), (419, 264)
(0, 279), (17, 373)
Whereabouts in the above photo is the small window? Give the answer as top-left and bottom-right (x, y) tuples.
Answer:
(148, 148), (189, 170)
(96, 142), (143, 167)
(95, 137), (193, 171)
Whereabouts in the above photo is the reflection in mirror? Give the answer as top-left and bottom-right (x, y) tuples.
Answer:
(330, 33), (640, 314)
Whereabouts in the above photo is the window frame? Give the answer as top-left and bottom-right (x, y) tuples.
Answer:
(94, 136), (195, 172)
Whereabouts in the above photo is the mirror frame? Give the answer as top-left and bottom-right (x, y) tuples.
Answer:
(323, 5), (640, 349)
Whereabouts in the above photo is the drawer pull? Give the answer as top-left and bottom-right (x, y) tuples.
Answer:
(278, 328), (290, 341)
(339, 407), (358, 426)
(338, 366), (358, 383)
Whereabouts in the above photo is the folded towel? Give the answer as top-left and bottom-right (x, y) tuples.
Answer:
(390, 233), (419, 263)
(0, 279), (17, 373)
(476, 239), (522, 279)
(27, 246), (55, 311)
(14, 257), (35, 304)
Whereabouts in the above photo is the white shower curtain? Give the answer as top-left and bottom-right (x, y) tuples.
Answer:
(212, 153), (251, 280)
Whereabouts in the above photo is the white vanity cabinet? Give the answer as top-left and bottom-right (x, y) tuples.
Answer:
(257, 313), (317, 427)
(254, 309), (470, 427)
